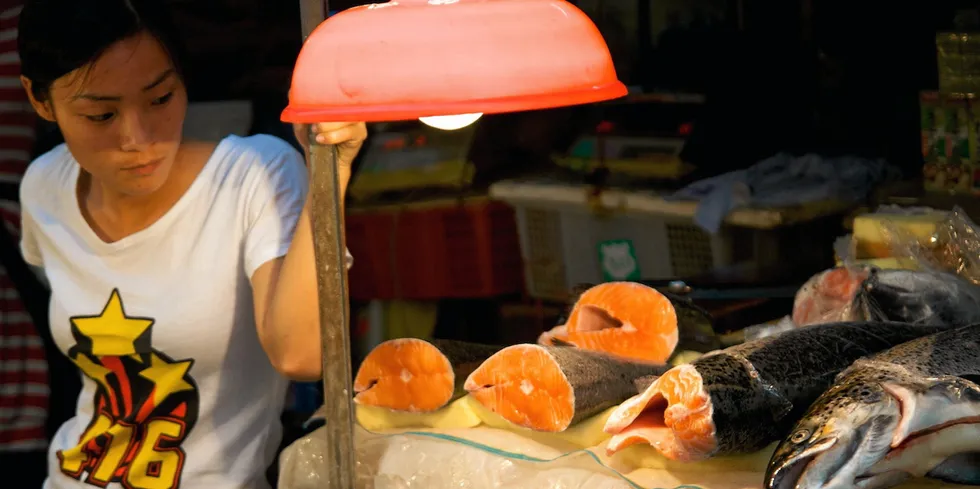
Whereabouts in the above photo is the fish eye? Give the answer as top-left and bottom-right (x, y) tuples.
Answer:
(790, 429), (810, 444)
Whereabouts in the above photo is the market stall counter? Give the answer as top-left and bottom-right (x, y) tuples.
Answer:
(278, 279), (980, 489)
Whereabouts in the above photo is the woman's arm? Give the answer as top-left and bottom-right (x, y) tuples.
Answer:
(250, 122), (367, 381)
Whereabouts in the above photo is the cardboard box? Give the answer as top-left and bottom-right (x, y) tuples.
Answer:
(921, 91), (980, 195)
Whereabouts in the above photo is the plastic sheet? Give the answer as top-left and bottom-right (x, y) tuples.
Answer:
(279, 403), (777, 489)
(741, 316), (797, 342)
(279, 423), (638, 489)
(277, 418), (971, 489)
(788, 262), (980, 328)
(879, 206), (980, 285)
(790, 266), (870, 327)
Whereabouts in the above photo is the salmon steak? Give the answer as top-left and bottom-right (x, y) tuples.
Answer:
(464, 344), (668, 432)
(353, 338), (500, 413)
(602, 322), (949, 462)
(538, 281), (680, 364)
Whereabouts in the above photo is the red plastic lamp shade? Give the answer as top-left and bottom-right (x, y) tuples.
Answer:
(281, 0), (628, 125)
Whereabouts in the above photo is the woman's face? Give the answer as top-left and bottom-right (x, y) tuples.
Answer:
(24, 32), (187, 198)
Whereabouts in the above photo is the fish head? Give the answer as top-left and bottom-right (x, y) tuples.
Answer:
(858, 269), (980, 325)
(855, 269), (927, 324)
(765, 379), (901, 489)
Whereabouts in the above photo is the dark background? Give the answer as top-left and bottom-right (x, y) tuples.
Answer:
(163, 0), (980, 180)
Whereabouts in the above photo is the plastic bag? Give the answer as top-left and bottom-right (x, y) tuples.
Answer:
(790, 266), (871, 326)
(741, 316), (797, 342)
(784, 206), (980, 329)
(879, 206), (980, 285)
(853, 266), (980, 325)
(277, 409), (972, 489)
(789, 263), (980, 328)
(278, 424), (637, 489)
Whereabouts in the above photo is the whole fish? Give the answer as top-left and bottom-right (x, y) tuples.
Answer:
(602, 322), (948, 462)
(765, 324), (980, 489)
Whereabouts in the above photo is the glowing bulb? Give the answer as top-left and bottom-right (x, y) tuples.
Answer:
(419, 113), (483, 131)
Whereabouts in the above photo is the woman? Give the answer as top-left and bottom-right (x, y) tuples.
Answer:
(16, 1), (366, 488)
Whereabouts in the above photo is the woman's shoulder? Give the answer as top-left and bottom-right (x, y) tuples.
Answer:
(24, 143), (74, 179)
(207, 134), (308, 196)
(218, 134), (304, 168)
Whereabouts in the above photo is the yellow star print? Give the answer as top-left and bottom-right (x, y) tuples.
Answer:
(139, 353), (194, 402)
(72, 354), (113, 392)
(71, 289), (154, 357)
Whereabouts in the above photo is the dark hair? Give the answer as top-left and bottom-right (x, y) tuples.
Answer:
(18, 0), (189, 102)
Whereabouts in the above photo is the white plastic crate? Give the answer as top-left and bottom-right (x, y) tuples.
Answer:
(491, 181), (786, 301)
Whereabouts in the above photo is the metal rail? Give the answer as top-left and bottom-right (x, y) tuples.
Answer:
(299, 0), (357, 487)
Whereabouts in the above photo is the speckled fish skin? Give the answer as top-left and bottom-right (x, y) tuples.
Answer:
(546, 347), (672, 426)
(429, 340), (505, 402)
(465, 344), (670, 431)
(663, 290), (721, 353)
(765, 324), (980, 489)
(628, 321), (949, 457)
(856, 268), (980, 326)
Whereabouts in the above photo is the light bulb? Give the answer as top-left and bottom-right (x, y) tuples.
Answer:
(419, 113), (483, 131)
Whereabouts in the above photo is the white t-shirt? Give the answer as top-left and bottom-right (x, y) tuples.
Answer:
(21, 134), (318, 489)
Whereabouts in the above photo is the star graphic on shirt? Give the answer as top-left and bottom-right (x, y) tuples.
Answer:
(139, 353), (195, 400)
(70, 289), (154, 357)
(72, 353), (113, 392)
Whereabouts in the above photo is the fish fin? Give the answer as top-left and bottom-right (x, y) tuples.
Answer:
(926, 453), (980, 485)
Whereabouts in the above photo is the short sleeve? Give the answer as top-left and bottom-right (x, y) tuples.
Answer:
(243, 146), (310, 278)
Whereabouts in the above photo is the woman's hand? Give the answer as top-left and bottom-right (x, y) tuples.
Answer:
(292, 122), (368, 171)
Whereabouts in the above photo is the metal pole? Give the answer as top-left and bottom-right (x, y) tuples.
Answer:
(299, 1), (357, 488)
(300, 0), (327, 43)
